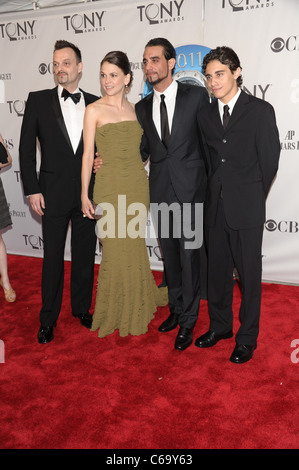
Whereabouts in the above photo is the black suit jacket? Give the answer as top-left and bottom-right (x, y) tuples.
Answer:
(199, 90), (280, 229)
(135, 81), (209, 204)
(19, 87), (98, 216)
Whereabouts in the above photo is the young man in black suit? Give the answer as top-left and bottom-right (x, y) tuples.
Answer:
(135, 38), (210, 351)
(19, 40), (98, 344)
(195, 46), (280, 363)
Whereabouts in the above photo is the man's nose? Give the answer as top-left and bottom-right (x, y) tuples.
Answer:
(211, 76), (218, 86)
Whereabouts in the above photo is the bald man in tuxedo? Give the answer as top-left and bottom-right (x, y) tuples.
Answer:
(20, 40), (99, 344)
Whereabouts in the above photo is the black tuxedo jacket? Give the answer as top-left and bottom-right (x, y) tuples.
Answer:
(135, 81), (209, 204)
(19, 87), (98, 216)
(199, 90), (280, 229)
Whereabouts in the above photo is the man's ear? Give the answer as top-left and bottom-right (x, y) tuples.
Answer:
(233, 67), (241, 80)
(168, 57), (176, 73)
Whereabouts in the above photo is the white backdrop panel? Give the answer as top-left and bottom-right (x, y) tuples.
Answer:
(0, 0), (298, 283)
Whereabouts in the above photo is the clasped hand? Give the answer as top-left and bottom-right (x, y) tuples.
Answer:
(81, 155), (103, 219)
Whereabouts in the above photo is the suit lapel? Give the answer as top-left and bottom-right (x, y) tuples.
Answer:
(82, 90), (94, 106)
(51, 87), (73, 152)
(222, 90), (249, 132)
(144, 84), (185, 150)
(51, 87), (92, 155)
(170, 83), (186, 143)
(208, 91), (249, 135)
(74, 89), (90, 156)
(207, 99), (223, 135)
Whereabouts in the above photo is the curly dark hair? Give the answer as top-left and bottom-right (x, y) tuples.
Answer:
(202, 46), (243, 87)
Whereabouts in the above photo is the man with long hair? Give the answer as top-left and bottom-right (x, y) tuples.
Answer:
(135, 38), (209, 351)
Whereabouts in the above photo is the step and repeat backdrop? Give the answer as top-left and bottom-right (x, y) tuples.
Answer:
(0, 0), (298, 284)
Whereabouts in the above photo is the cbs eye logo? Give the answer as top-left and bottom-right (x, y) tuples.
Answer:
(265, 219), (299, 233)
(271, 37), (285, 53)
(271, 36), (299, 53)
(39, 63), (53, 75)
(265, 219), (277, 231)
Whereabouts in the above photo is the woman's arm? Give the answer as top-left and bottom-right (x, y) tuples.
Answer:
(81, 104), (98, 219)
(0, 134), (12, 169)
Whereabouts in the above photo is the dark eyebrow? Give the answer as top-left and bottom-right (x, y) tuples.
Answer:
(206, 69), (226, 77)
(143, 56), (160, 62)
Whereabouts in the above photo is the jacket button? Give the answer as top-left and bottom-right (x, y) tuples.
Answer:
(221, 158), (226, 163)
(223, 139), (227, 143)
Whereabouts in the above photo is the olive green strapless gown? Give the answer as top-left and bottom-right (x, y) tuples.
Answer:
(91, 120), (168, 338)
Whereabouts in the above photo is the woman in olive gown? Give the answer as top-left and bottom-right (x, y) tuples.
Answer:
(81, 51), (167, 338)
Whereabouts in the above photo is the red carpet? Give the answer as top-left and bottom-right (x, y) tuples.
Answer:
(0, 254), (298, 450)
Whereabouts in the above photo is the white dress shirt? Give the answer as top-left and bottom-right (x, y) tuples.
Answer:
(58, 84), (85, 153)
(152, 79), (178, 139)
(218, 88), (241, 124)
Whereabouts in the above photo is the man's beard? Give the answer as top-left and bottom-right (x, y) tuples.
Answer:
(147, 71), (168, 86)
(57, 73), (68, 84)
(148, 77), (162, 86)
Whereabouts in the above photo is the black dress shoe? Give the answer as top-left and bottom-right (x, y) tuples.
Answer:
(158, 313), (178, 333)
(174, 327), (193, 351)
(230, 343), (256, 364)
(194, 329), (233, 348)
(38, 325), (54, 344)
(73, 312), (92, 329)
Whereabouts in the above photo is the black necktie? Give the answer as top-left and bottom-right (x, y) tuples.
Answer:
(61, 88), (81, 104)
(160, 94), (170, 148)
(223, 104), (230, 129)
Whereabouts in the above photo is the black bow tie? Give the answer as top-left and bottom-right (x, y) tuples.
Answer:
(61, 88), (81, 104)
